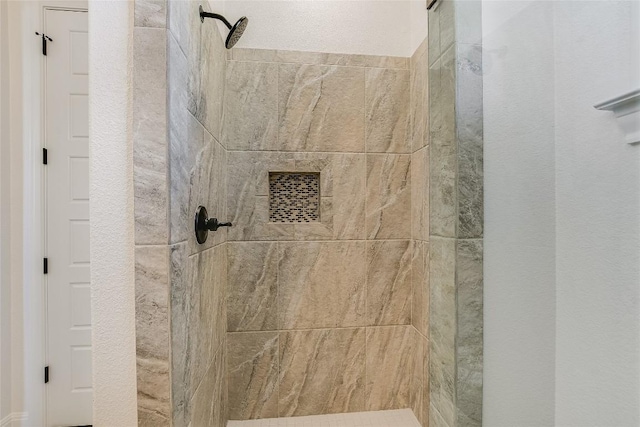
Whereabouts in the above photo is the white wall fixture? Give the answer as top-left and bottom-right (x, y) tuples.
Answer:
(594, 89), (640, 144)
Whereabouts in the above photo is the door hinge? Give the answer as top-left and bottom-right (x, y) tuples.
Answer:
(44, 366), (49, 383)
(43, 258), (48, 274)
(43, 148), (48, 165)
(34, 32), (53, 56)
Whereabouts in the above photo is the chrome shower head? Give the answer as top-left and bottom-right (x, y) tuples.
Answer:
(199, 5), (249, 49)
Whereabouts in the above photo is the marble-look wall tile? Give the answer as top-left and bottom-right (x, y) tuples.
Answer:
(430, 402), (453, 427)
(456, 44), (483, 239)
(292, 153), (366, 241)
(279, 328), (366, 417)
(365, 68), (410, 153)
(187, 131), (227, 254)
(169, 105), (204, 244)
(429, 238), (456, 427)
(456, 239), (483, 427)
(228, 152), (366, 241)
(167, 0), (200, 115)
(428, 6), (441, 66)
(170, 243), (227, 427)
(279, 64), (365, 152)
(135, 0), (166, 28)
(223, 61), (278, 150)
(227, 242), (278, 332)
(412, 241), (430, 336)
(231, 48), (408, 69)
(422, 334), (430, 426)
(191, 347), (227, 427)
(365, 326), (413, 410)
(227, 332), (279, 419)
(410, 328), (426, 426)
(429, 47), (457, 238)
(169, 243), (191, 427)
(135, 246), (170, 426)
(412, 147), (429, 242)
(366, 154), (411, 239)
(439, 0), (455, 56)
(133, 27), (168, 245)
(366, 240), (412, 326)
(410, 47), (428, 153)
(197, 19), (226, 140)
(227, 152), (295, 241)
(278, 242), (366, 329)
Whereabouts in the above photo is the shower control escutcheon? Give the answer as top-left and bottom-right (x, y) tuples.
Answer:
(194, 206), (232, 244)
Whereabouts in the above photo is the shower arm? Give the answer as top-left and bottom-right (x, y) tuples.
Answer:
(199, 9), (233, 29)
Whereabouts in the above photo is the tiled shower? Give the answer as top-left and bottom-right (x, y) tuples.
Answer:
(132, 0), (482, 426)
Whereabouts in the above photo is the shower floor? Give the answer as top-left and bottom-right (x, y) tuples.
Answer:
(226, 409), (421, 427)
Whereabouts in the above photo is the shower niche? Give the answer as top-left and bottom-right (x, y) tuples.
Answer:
(268, 172), (321, 223)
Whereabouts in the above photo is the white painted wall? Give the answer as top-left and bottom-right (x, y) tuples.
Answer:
(484, 1), (640, 425)
(89, 1), (137, 426)
(219, 0), (428, 57)
(554, 2), (640, 425)
(483, 1), (557, 424)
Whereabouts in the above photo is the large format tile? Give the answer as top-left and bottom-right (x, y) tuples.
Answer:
(227, 152), (366, 241)
(187, 130), (227, 254)
(222, 61), (278, 150)
(292, 153), (366, 241)
(429, 47), (457, 238)
(429, 238), (456, 427)
(228, 332), (279, 419)
(135, 0), (165, 28)
(456, 239), (483, 427)
(366, 240), (412, 326)
(365, 326), (413, 410)
(411, 147), (429, 241)
(227, 152), (295, 241)
(231, 48), (408, 69)
(169, 242), (227, 427)
(411, 240), (430, 336)
(167, 0), (200, 115)
(365, 68), (410, 153)
(279, 64), (365, 152)
(456, 44), (484, 239)
(227, 242), (278, 332)
(278, 242), (366, 329)
(197, 18), (226, 140)
(366, 154), (411, 239)
(279, 328), (366, 416)
(191, 347), (227, 427)
(135, 246), (170, 426)
(169, 108), (204, 244)
(410, 47), (428, 153)
(169, 243), (191, 427)
(133, 27), (168, 245)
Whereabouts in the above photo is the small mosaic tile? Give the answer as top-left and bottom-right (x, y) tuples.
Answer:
(269, 172), (320, 223)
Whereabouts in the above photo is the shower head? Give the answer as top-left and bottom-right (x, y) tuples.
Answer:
(199, 5), (249, 49)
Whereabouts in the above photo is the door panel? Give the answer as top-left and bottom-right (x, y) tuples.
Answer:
(44, 8), (91, 427)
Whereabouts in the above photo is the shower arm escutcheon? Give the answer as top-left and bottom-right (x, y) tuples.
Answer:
(194, 206), (232, 244)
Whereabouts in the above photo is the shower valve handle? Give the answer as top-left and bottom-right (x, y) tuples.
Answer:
(205, 218), (232, 231)
(194, 206), (232, 244)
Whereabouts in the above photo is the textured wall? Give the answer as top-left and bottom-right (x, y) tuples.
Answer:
(427, 0), (484, 426)
(223, 47), (421, 421)
(90, 0), (138, 425)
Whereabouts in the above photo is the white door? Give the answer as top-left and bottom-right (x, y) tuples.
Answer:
(44, 8), (92, 427)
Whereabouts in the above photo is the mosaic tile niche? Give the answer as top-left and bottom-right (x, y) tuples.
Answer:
(269, 172), (321, 223)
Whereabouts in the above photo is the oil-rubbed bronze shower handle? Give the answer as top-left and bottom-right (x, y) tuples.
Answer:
(194, 206), (232, 244)
(205, 218), (233, 231)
